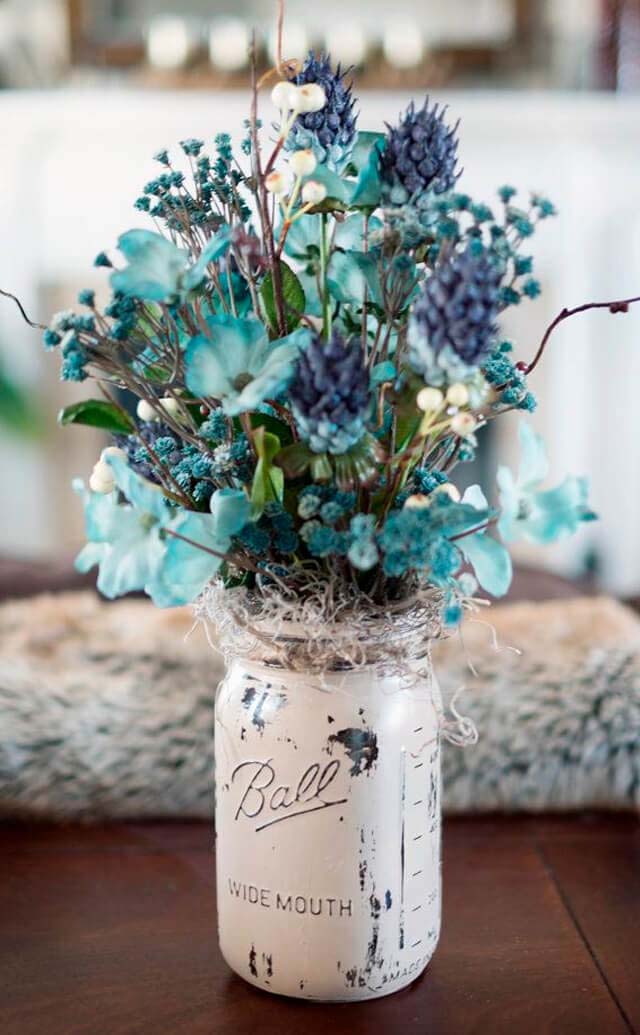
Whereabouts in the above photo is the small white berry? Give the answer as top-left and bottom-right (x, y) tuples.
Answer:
(290, 149), (317, 177)
(89, 460), (115, 494)
(297, 83), (326, 113)
(136, 399), (159, 422)
(301, 180), (327, 206)
(416, 387), (444, 413)
(434, 483), (461, 502)
(265, 170), (290, 196)
(404, 493), (431, 510)
(101, 446), (127, 463)
(271, 80), (299, 111)
(159, 396), (181, 419)
(446, 383), (469, 408)
(450, 412), (477, 438)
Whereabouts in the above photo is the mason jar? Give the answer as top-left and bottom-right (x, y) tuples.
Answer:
(214, 615), (443, 1001)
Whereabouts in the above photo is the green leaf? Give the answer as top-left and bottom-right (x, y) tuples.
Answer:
(58, 399), (135, 434)
(276, 441), (313, 479)
(249, 411), (293, 447)
(260, 261), (306, 335)
(250, 426), (284, 517)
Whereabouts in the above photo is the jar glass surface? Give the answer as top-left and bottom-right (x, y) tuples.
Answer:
(214, 620), (442, 1002)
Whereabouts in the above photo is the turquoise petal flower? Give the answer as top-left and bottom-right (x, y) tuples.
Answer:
(73, 474), (169, 600)
(184, 226), (232, 291)
(111, 230), (189, 302)
(104, 452), (168, 521)
(458, 486), (512, 596)
(149, 489), (251, 607)
(185, 315), (310, 416)
(497, 423), (595, 544)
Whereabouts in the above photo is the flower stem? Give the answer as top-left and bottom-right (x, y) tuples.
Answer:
(320, 212), (332, 339)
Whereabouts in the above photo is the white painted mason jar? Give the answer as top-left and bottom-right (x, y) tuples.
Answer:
(214, 616), (443, 1002)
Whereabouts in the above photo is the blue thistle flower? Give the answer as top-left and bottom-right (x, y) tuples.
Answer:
(408, 244), (503, 384)
(380, 98), (460, 208)
(290, 332), (370, 455)
(286, 52), (357, 170)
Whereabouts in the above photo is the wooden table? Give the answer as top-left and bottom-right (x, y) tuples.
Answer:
(2, 815), (639, 1035)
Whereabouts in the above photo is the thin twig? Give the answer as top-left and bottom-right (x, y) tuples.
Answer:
(524, 293), (640, 375)
(0, 289), (46, 330)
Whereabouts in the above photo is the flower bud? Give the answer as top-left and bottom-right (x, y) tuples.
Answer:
(136, 399), (159, 422)
(265, 170), (290, 196)
(446, 382), (469, 408)
(450, 412), (477, 438)
(290, 149), (317, 177)
(89, 460), (115, 494)
(271, 80), (298, 111)
(101, 446), (127, 463)
(301, 180), (327, 206)
(297, 83), (327, 113)
(416, 387), (444, 412)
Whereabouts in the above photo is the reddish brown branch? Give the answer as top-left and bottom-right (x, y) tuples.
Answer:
(523, 293), (640, 376)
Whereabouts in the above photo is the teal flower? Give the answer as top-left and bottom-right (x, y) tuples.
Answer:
(497, 423), (595, 544)
(457, 485), (512, 597)
(73, 455), (170, 600)
(111, 230), (189, 302)
(185, 315), (310, 416)
(75, 452), (251, 606)
(111, 227), (231, 302)
(150, 489), (251, 607)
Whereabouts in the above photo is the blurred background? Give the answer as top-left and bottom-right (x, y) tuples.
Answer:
(1, 0), (640, 592)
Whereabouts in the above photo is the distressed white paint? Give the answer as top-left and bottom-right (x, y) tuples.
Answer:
(215, 652), (442, 1001)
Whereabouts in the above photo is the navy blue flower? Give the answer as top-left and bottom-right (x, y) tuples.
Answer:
(290, 332), (370, 454)
(408, 244), (503, 384)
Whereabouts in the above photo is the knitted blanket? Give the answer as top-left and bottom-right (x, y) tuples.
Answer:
(1, 592), (639, 820)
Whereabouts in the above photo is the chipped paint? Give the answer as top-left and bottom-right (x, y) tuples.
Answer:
(328, 727), (378, 776)
(359, 859), (368, 891)
(240, 685), (287, 734)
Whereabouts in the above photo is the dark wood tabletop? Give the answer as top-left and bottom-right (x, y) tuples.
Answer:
(1, 815), (639, 1035)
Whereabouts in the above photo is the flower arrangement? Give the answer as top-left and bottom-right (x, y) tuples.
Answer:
(12, 49), (640, 624)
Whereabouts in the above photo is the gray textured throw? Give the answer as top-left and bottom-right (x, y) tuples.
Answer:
(1, 592), (639, 820)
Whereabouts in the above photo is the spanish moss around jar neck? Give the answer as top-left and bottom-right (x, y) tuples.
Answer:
(195, 580), (445, 676)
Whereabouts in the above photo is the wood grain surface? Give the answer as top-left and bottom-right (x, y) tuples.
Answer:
(1, 816), (638, 1035)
